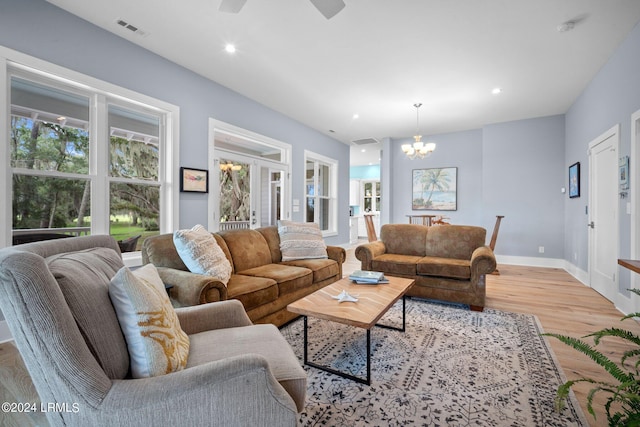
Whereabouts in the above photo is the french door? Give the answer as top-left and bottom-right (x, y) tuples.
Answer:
(208, 119), (291, 233)
(212, 150), (287, 231)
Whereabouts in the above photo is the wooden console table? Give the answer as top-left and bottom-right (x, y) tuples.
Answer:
(618, 259), (640, 275)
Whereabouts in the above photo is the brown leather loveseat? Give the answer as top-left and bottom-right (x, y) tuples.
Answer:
(142, 226), (346, 326)
(355, 224), (496, 311)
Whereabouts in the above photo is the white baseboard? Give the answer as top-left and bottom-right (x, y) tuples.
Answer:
(496, 255), (590, 287)
(0, 320), (12, 343)
(560, 260), (590, 286)
(616, 293), (635, 317)
(496, 255), (566, 269)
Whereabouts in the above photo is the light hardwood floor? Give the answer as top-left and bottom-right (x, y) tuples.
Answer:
(1, 249), (639, 426)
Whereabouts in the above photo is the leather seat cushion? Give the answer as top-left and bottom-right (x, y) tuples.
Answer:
(226, 274), (278, 311)
(238, 264), (313, 295)
(371, 254), (423, 276)
(416, 256), (471, 279)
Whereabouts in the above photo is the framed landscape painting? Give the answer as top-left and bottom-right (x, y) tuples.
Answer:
(569, 162), (580, 198)
(180, 167), (209, 193)
(412, 167), (457, 211)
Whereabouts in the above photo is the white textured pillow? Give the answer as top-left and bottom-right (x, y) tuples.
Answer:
(109, 264), (190, 378)
(173, 224), (232, 285)
(278, 220), (328, 261)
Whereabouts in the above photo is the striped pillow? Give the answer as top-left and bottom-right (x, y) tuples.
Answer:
(278, 220), (328, 261)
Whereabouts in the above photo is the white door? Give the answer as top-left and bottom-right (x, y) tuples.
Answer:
(588, 125), (619, 302)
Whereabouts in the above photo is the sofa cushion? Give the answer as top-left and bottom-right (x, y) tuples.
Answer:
(238, 264), (313, 295)
(173, 224), (232, 285)
(424, 225), (486, 260)
(281, 258), (339, 283)
(277, 220), (328, 261)
(109, 264), (190, 378)
(417, 256), (471, 280)
(47, 247), (129, 380)
(371, 254), (423, 276)
(226, 274), (279, 311)
(256, 226), (283, 263)
(380, 224), (427, 256)
(187, 323), (307, 412)
(220, 229), (273, 272)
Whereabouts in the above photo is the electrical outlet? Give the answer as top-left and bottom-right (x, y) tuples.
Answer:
(538, 246), (545, 254)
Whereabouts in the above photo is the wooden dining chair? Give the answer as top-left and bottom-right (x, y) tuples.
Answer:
(364, 214), (377, 242)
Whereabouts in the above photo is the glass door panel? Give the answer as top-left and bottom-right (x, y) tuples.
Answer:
(219, 158), (251, 230)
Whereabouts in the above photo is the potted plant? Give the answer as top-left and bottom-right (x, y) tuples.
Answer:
(543, 289), (640, 426)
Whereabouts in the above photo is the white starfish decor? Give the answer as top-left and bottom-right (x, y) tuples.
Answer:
(331, 290), (358, 303)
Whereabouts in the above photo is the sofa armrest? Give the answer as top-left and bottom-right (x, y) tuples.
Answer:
(175, 300), (252, 334)
(156, 267), (228, 306)
(96, 354), (297, 426)
(354, 241), (387, 270)
(326, 245), (346, 277)
(470, 246), (497, 278)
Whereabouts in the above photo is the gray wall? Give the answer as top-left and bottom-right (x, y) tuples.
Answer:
(565, 20), (640, 292)
(387, 116), (565, 259)
(389, 129), (484, 228)
(483, 116), (566, 258)
(0, 0), (350, 246)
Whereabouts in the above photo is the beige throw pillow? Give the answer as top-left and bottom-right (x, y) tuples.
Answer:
(278, 220), (328, 261)
(109, 264), (190, 378)
(173, 224), (232, 285)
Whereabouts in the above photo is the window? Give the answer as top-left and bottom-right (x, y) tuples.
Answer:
(304, 151), (337, 235)
(3, 52), (178, 254)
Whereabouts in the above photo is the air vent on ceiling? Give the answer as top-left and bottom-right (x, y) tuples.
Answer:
(115, 19), (147, 36)
(352, 138), (379, 145)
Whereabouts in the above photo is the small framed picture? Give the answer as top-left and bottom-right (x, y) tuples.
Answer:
(569, 162), (580, 198)
(180, 167), (209, 193)
(620, 156), (629, 191)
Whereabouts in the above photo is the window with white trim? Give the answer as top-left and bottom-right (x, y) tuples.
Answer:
(5, 59), (178, 252)
(304, 150), (337, 235)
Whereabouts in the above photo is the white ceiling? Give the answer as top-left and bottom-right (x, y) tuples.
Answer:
(45, 0), (640, 166)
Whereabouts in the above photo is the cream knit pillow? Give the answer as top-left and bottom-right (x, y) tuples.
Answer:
(109, 264), (190, 378)
(173, 224), (232, 285)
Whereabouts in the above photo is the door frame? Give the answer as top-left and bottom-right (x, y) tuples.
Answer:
(587, 124), (620, 303)
(208, 119), (291, 232)
(630, 110), (640, 311)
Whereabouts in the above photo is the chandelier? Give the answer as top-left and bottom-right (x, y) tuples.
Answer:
(219, 162), (242, 171)
(401, 103), (436, 159)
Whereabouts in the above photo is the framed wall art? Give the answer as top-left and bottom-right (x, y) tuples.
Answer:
(568, 162), (580, 198)
(619, 155), (629, 191)
(412, 167), (457, 211)
(180, 167), (209, 193)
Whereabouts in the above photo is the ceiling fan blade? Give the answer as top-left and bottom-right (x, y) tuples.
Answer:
(219, 0), (247, 13)
(309, 0), (345, 19)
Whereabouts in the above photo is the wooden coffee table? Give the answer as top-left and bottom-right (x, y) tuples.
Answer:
(287, 275), (414, 385)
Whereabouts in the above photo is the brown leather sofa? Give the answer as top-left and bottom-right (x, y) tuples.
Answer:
(355, 224), (496, 311)
(142, 226), (346, 326)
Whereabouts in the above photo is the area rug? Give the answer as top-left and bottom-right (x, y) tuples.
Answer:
(280, 299), (588, 426)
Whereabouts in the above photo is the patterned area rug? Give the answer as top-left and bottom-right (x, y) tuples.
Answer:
(280, 299), (588, 426)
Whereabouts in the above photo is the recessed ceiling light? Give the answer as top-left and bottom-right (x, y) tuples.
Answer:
(491, 87), (502, 95)
(361, 148), (366, 153)
(225, 44), (236, 54)
(353, 113), (359, 120)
